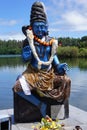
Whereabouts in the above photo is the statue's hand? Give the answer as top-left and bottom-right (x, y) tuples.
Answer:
(57, 63), (69, 75)
(26, 29), (34, 40)
(22, 45), (32, 61)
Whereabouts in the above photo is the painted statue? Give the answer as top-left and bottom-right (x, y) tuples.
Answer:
(13, 1), (71, 117)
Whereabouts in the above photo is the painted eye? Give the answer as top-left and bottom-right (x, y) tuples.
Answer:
(41, 25), (47, 29)
(41, 25), (44, 29)
(34, 25), (39, 30)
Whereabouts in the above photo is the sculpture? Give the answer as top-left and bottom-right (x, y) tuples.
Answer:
(13, 1), (71, 118)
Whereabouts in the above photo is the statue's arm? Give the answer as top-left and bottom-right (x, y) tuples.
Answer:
(53, 54), (68, 75)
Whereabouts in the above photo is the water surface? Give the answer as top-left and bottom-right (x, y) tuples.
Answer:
(0, 56), (87, 111)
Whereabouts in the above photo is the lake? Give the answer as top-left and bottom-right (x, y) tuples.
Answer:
(0, 55), (87, 111)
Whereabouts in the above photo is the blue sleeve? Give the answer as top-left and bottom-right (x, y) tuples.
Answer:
(22, 45), (32, 62)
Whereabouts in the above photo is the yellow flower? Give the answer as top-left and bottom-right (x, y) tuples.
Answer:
(50, 125), (53, 128)
(32, 116), (62, 130)
(57, 124), (62, 127)
(52, 121), (56, 127)
(40, 127), (48, 130)
(31, 125), (35, 129)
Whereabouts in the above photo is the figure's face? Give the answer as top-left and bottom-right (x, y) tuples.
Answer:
(32, 22), (48, 38)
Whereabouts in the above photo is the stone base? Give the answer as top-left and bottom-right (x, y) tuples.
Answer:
(51, 105), (65, 119)
(14, 92), (42, 123)
(13, 91), (69, 123)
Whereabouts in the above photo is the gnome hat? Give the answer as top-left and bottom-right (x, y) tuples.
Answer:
(30, 1), (48, 25)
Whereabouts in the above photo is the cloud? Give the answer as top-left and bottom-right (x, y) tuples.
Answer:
(62, 11), (87, 31)
(49, 28), (60, 32)
(0, 33), (25, 41)
(1, 0), (87, 40)
(47, 0), (87, 32)
(0, 19), (17, 26)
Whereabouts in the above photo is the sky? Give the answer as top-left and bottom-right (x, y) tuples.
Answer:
(0, 0), (87, 41)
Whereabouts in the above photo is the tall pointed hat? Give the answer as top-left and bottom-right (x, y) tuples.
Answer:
(30, 1), (48, 25)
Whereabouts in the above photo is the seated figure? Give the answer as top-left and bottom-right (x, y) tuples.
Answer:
(13, 1), (71, 118)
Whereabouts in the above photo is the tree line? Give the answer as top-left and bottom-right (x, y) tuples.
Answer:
(58, 36), (87, 48)
(0, 40), (22, 54)
(0, 36), (87, 57)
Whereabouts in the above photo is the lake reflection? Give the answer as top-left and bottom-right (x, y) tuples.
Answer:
(0, 56), (87, 111)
